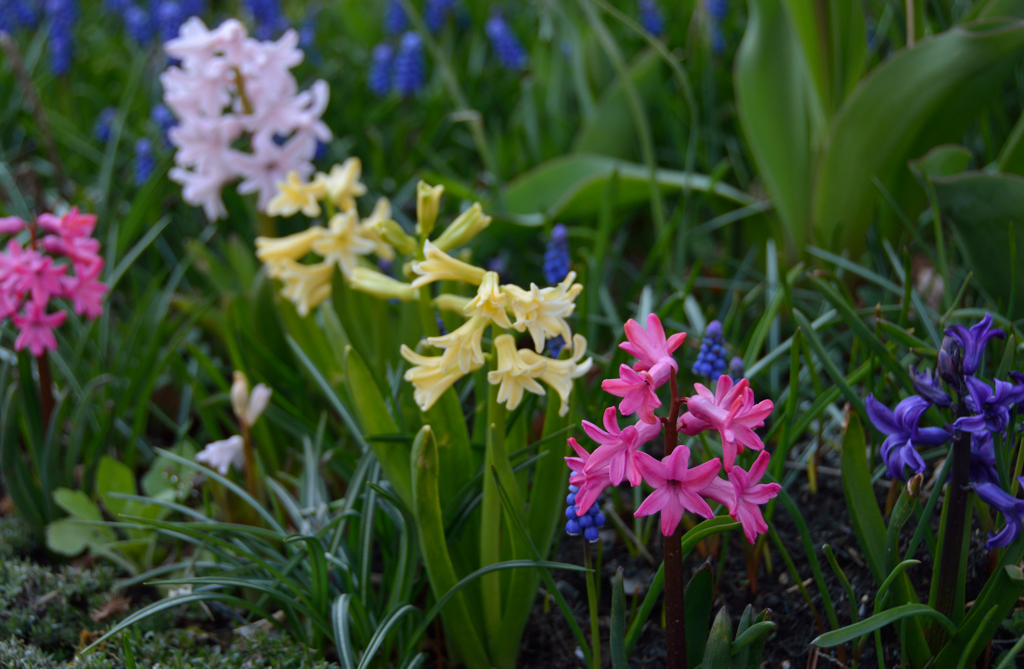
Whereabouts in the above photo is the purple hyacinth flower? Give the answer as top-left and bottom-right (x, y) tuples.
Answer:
(910, 366), (952, 408)
(974, 479), (1024, 549)
(969, 431), (999, 486)
(866, 394), (952, 480)
(954, 376), (1024, 435)
(944, 312), (1004, 377)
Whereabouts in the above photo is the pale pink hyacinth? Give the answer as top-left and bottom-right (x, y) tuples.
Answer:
(196, 435), (246, 475)
(678, 375), (773, 471)
(582, 406), (662, 487)
(161, 18), (331, 219)
(619, 314), (686, 387)
(0, 208), (108, 357)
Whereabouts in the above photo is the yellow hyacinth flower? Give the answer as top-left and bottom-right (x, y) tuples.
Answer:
(434, 293), (471, 314)
(464, 271), (513, 328)
(433, 202), (492, 252)
(348, 267), (419, 301)
(313, 210), (377, 276)
(401, 344), (478, 411)
(504, 271), (584, 352)
(415, 181), (445, 236)
(411, 240), (486, 288)
(314, 158), (367, 211)
(277, 260), (334, 317)
(256, 226), (325, 277)
(426, 315), (487, 374)
(519, 334), (593, 416)
(357, 197), (397, 261)
(487, 334), (546, 411)
(267, 171), (324, 218)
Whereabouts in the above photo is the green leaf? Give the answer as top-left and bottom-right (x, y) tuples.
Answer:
(343, 346), (414, 511)
(680, 516), (742, 557)
(500, 153), (756, 222)
(735, 0), (814, 253)
(731, 621), (776, 653)
(573, 50), (664, 160)
(909, 144), (973, 179)
(932, 565), (1024, 668)
(685, 564), (713, 668)
(96, 456), (137, 519)
(53, 487), (103, 522)
(928, 171), (1024, 314)
(45, 518), (100, 556)
(811, 604), (956, 647)
(411, 425), (491, 669)
(701, 607), (733, 669)
(610, 568), (627, 669)
(814, 21), (1024, 253)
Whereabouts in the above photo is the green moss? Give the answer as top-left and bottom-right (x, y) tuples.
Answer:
(0, 515), (35, 559)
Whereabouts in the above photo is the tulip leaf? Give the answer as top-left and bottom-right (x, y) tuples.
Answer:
(735, 0), (814, 253)
(411, 425), (492, 669)
(701, 607), (733, 669)
(685, 563), (713, 668)
(500, 153), (757, 222)
(814, 20), (1024, 253)
(926, 171), (1024, 315)
(932, 565), (1024, 668)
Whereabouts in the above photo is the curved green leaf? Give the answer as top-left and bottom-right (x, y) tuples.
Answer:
(812, 604), (956, 647)
(814, 20), (1024, 252)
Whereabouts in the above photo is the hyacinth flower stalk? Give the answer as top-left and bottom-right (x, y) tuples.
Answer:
(568, 314), (777, 669)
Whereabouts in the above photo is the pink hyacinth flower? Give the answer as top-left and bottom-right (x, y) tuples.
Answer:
(38, 207), (98, 239)
(582, 406), (662, 487)
(0, 217), (25, 234)
(565, 437), (613, 516)
(12, 301), (66, 356)
(42, 234), (102, 271)
(678, 375), (773, 471)
(619, 313), (686, 387)
(65, 262), (108, 319)
(634, 445), (721, 536)
(724, 451), (780, 544)
(5, 251), (67, 305)
(602, 364), (661, 424)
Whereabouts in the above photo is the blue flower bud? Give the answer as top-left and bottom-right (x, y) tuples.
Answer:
(568, 485), (579, 493)
(584, 526), (600, 542)
(566, 492), (576, 505)
(593, 513), (606, 528)
(565, 506), (577, 520)
(578, 513), (593, 528)
(565, 518), (581, 536)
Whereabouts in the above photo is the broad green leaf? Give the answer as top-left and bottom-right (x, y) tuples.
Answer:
(500, 153), (756, 222)
(45, 518), (111, 556)
(932, 565), (1024, 668)
(411, 425), (491, 669)
(53, 487), (103, 522)
(701, 607), (733, 669)
(928, 171), (1024, 313)
(814, 20), (1024, 253)
(685, 564), (713, 668)
(343, 346), (414, 511)
(735, 0), (814, 253)
(573, 50), (664, 160)
(96, 456), (137, 519)
(811, 603), (956, 647)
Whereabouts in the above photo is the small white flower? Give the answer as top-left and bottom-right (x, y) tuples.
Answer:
(196, 435), (245, 475)
(230, 371), (272, 426)
(167, 584), (193, 598)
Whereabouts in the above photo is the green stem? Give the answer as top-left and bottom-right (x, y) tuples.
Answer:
(583, 540), (600, 669)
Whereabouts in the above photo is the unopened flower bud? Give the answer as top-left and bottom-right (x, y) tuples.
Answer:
(938, 336), (963, 389)
(230, 371), (249, 421)
(415, 181), (444, 236)
(432, 203), (492, 251)
(906, 473), (923, 498)
(348, 267), (419, 301)
(373, 218), (419, 254)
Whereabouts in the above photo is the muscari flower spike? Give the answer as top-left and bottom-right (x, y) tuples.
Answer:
(134, 138), (155, 186)
(424, 0), (455, 33)
(543, 223), (570, 286)
(565, 484), (606, 542)
(94, 107), (117, 144)
(392, 32), (426, 97)
(369, 43), (395, 96)
(485, 13), (527, 71)
(384, 0), (408, 34)
(692, 319), (728, 378)
(637, 0), (664, 36)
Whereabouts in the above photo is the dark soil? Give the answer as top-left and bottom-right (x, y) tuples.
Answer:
(516, 451), (1024, 669)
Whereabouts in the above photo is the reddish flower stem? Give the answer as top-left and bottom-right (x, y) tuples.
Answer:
(663, 370), (687, 669)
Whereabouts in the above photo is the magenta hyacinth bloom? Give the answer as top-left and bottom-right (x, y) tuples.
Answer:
(13, 301), (67, 356)
(582, 406), (662, 487)
(601, 364), (661, 424)
(565, 437), (613, 516)
(678, 375), (773, 471)
(633, 445), (721, 536)
(619, 313), (686, 387)
(944, 312), (1004, 376)
(721, 451), (780, 544)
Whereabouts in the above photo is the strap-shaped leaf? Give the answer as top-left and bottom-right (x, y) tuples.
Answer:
(812, 604), (956, 647)
(932, 565), (1024, 668)
(610, 568), (628, 669)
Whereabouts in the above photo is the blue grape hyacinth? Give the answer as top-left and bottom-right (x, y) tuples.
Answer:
(392, 32), (425, 98)
(134, 138), (155, 186)
(44, 0), (79, 76)
(565, 485), (605, 543)
(384, 0), (408, 34)
(692, 320), (728, 378)
(244, 0), (287, 40)
(485, 14), (527, 71)
(637, 0), (664, 37)
(151, 103), (176, 144)
(94, 107), (117, 144)
(154, 0), (183, 42)
(124, 5), (153, 45)
(704, 0), (728, 21)
(368, 43), (395, 96)
(424, 0), (455, 32)
(543, 223), (570, 286)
